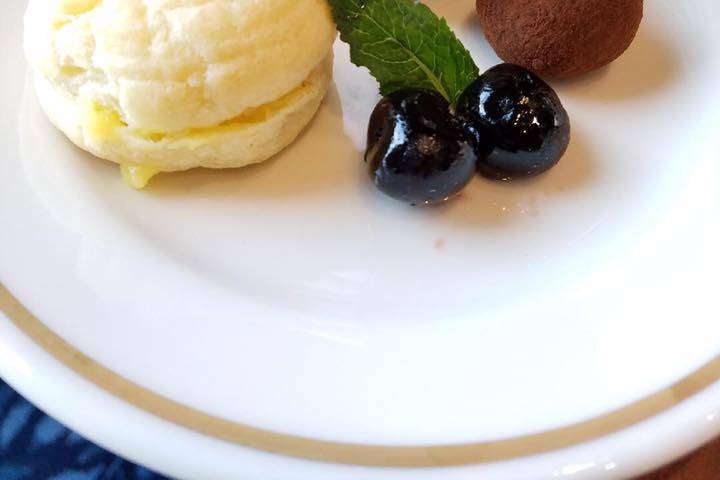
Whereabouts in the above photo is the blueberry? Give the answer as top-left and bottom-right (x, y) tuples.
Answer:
(456, 63), (570, 180)
(366, 90), (477, 205)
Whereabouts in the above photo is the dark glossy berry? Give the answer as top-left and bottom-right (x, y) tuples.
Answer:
(365, 90), (477, 205)
(456, 63), (571, 180)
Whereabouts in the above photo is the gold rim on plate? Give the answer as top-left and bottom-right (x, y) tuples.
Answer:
(1, 282), (717, 467)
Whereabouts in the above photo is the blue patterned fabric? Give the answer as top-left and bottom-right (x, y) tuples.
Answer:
(0, 378), (170, 480)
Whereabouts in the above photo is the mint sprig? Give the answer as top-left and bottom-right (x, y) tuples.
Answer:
(329, 0), (479, 105)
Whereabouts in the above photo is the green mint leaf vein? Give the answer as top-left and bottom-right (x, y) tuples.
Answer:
(329, 0), (479, 105)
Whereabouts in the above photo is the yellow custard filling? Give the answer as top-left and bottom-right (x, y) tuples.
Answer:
(82, 101), (122, 142)
(120, 164), (160, 189)
(81, 77), (307, 144)
(59, 0), (101, 15)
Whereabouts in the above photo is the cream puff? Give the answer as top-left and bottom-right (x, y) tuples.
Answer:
(25, 0), (336, 187)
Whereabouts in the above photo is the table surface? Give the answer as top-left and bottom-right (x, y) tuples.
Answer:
(1, 374), (716, 480)
(639, 438), (720, 479)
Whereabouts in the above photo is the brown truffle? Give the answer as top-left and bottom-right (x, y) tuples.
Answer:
(476, 0), (643, 79)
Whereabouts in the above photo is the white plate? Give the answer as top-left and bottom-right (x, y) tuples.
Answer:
(1, 0), (720, 478)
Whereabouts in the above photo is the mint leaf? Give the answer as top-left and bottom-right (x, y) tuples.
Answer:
(329, 0), (478, 105)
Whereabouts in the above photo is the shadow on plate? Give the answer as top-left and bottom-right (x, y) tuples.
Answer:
(461, 12), (680, 101)
(556, 26), (680, 102)
(426, 128), (599, 229)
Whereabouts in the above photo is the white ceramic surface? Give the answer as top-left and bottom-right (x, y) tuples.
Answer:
(1, 0), (719, 478)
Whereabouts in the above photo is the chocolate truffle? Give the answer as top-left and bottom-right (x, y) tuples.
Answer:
(476, 0), (643, 79)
